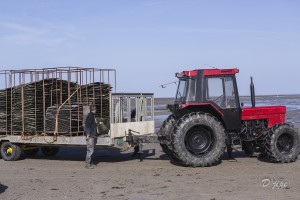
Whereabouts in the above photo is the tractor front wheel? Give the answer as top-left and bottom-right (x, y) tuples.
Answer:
(263, 124), (299, 163)
(172, 112), (226, 167)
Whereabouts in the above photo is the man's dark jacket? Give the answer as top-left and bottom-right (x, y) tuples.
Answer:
(85, 112), (97, 138)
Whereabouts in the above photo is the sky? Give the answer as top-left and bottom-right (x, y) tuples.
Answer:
(0, 0), (300, 97)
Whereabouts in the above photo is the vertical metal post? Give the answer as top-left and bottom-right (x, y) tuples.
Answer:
(99, 70), (102, 118)
(42, 69), (46, 133)
(151, 95), (154, 121)
(113, 69), (117, 92)
(55, 69), (58, 108)
(92, 69), (95, 105)
(135, 97), (138, 122)
(127, 97), (131, 122)
(79, 69), (82, 103)
(5, 71), (7, 135)
(34, 70), (37, 134)
(12, 72), (15, 134)
(85, 70), (88, 104)
(68, 68), (72, 135)
(76, 68), (79, 134)
(60, 71), (63, 105)
(101, 70), (104, 118)
(8, 72), (11, 134)
(21, 73), (25, 134)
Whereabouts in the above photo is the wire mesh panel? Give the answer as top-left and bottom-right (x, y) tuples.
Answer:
(0, 67), (116, 137)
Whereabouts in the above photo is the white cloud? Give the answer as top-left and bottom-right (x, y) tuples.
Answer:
(1, 22), (45, 35)
(0, 19), (79, 47)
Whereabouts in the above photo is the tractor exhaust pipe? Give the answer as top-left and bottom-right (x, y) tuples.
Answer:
(250, 77), (256, 107)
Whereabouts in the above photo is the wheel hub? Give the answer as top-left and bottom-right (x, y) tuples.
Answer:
(6, 147), (13, 155)
(185, 127), (214, 155)
(277, 134), (293, 153)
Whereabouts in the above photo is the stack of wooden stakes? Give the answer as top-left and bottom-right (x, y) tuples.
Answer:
(0, 79), (111, 135)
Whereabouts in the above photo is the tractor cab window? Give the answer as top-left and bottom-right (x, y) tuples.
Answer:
(206, 76), (237, 109)
(176, 78), (196, 103)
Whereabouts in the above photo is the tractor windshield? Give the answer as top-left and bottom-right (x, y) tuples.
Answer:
(175, 78), (196, 103)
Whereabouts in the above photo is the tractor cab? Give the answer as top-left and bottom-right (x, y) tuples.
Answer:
(173, 68), (241, 131)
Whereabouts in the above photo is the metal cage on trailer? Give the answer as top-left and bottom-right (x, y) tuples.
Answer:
(0, 67), (155, 161)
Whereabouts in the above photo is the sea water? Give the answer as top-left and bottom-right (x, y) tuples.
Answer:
(154, 95), (300, 126)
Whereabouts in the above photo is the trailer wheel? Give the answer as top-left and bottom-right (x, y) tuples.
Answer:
(41, 147), (60, 157)
(158, 115), (179, 160)
(172, 112), (226, 167)
(264, 124), (299, 163)
(1, 142), (22, 161)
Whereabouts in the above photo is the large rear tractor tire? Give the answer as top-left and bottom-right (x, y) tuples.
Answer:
(263, 124), (299, 163)
(1, 142), (22, 161)
(41, 147), (60, 157)
(158, 115), (178, 160)
(172, 112), (226, 167)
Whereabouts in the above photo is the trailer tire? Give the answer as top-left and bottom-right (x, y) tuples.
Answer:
(1, 142), (22, 161)
(264, 124), (299, 163)
(41, 147), (60, 157)
(172, 112), (226, 167)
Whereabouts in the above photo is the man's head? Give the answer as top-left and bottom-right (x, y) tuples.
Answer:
(90, 105), (96, 113)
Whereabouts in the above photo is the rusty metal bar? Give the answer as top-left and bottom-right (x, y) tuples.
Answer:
(76, 68), (79, 134)
(12, 72), (15, 134)
(101, 70), (104, 118)
(21, 73), (25, 134)
(85, 70), (88, 104)
(100, 69), (102, 118)
(55, 69), (58, 110)
(5, 71), (7, 135)
(68, 67), (72, 135)
(92, 69), (95, 105)
(60, 71), (63, 104)
(34, 70), (37, 134)
(42, 69), (45, 133)
(79, 70), (82, 103)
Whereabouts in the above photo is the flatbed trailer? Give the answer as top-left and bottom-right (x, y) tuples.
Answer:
(0, 67), (156, 161)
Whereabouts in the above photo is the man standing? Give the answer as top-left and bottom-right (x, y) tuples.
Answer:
(85, 105), (98, 169)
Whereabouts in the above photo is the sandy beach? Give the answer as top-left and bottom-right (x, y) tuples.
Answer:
(1, 97), (300, 200)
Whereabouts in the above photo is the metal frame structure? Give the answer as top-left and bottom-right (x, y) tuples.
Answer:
(0, 67), (155, 148)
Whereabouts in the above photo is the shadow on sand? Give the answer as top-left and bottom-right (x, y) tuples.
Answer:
(20, 146), (274, 166)
(24, 147), (158, 165)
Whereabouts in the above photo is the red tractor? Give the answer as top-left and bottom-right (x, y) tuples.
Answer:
(159, 68), (300, 167)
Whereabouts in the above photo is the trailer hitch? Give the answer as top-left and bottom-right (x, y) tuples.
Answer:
(127, 129), (159, 161)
